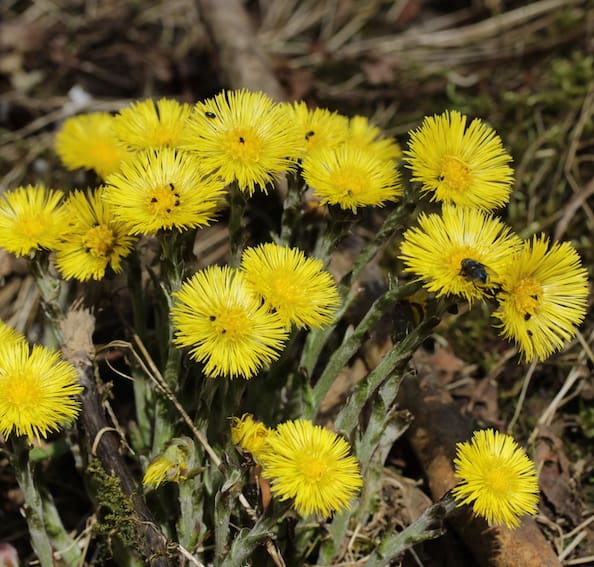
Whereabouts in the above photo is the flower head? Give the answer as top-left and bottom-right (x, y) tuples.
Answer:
(399, 205), (521, 302)
(302, 145), (401, 212)
(0, 342), (82, 440)
(103, 148), (225, 235)
(259, 419), (362, 517)
(405, 110), (514, 210)
(172, 266), (288, 378)
(113, 98), (192, 150)
(230, 414), (271, 460)
(492, 235), (589, 361)
(241, 243), (341, 329)
(281, 101), (348, 156)
(346, 115), (401, 162)
(143, 437), (195, 490)
(55, 112), (131, 179)
(182, 89), (303, 195)
(452, 429), (539, 529)
(54, 188), (136, 281)
(0, 185), (67, 256)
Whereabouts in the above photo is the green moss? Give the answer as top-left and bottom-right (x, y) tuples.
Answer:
(86, 459), (141, 560)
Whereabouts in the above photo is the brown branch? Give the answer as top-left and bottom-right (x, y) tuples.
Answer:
(398, 367), (561, 567)
(60, 308), (172, 567)
(195, 0), (286, 100)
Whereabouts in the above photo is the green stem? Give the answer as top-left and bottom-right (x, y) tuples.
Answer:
(334, 301), (443, 437)
(227, 183), (248, 267)
(305, 281), (420, 419)
(9, 436), (55, 567)
(365, 491), (457, 567)
(279, 170), (307, 245)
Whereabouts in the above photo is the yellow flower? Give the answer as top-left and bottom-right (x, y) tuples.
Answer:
(0, 342), (82, 440)
(281, 101), (348, 156)
(143, 437), (194, 490)
(172, 266), (288, 378)
(181, 89), (303, 195)
(241, 243), (341, 329)
(113, 98), (193, 149)
(405, 110), (514, 210)
(0, 320), (25, 347)
(54, 188), (136, 281)
(55, 112), (131, 179)
(452, 429), (539, 529)
(103, 148), (225, 235)
(302, 145), (402, 212)
(230, 414), (271, 460)
(0, 185), (67, 256)
(259, 419), (362, 517)
(346, 115), (401, 162)
(492, 235), (589, 361)
(399, 205), (521, 302)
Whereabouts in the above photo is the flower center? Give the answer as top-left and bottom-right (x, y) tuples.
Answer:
(333, 166), (366, 198)
(17, 215), (45, 240)
(148, 183), (181, 217)
(510, 277), (542, 317)
(2, 372), (40, 409)
(225, 128), (262, 161)
(440, 155), (472, 191)
(484, 461), (513, 496)
(209, 307), (250, 340)
(83, 224), (115, 258)
(300, 455), (327, 482)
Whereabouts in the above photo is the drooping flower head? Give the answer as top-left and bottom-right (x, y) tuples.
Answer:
(399, 205), (521, 302)
(302, 145), (402, 212)
(280, 101), (348, 156)
(259, 419), (363, 517)
(172, 266), (288, 378)
(405, 110), (514, 210)
(452, 429), (539, 529)
(346, 115), (402, 162)
(230, 414), (271, 460)
(54, 188), (136, 281)
(103, 148), (225, 235)
(143, 437), (195, 490)
(0, 185), (67, 256)
(181, 89), (304, 195)
(55, 112), (131, 179)
(113, 98), (193, 150)
(0, 342), (82, 441)
(241, 243), (341, 329)
(492, 235), (589, 361)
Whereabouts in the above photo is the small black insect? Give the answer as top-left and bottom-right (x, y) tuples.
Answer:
(460, 258), (488, 285)
(205, 111), (217, 119)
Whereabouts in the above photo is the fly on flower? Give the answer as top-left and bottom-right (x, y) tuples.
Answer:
(460, 258), (489, 285)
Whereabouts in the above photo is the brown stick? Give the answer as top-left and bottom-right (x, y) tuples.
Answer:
(398, 370), (561, 567)
(195, 0), (286, 101)
(61, 309), (172, 567)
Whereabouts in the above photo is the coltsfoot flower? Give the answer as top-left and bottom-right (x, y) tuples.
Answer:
(241, 243), (341, 329)
(259, 419), (363, 517)
(182, 89), (304, 194)
(399, 204), (521, 302)
(492, 235), (588, 361)
(302, 145), (401, 211)
(405, 110), (514, 210)
(172, 266), (288, 378)
(103, 148), (225, 235)
(0, 342), (82, 440)
(0, 185), (67, 256)
(54, 188), (136, 281)
(452, 429), (539, 529)
(55, 112), (131, 179)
